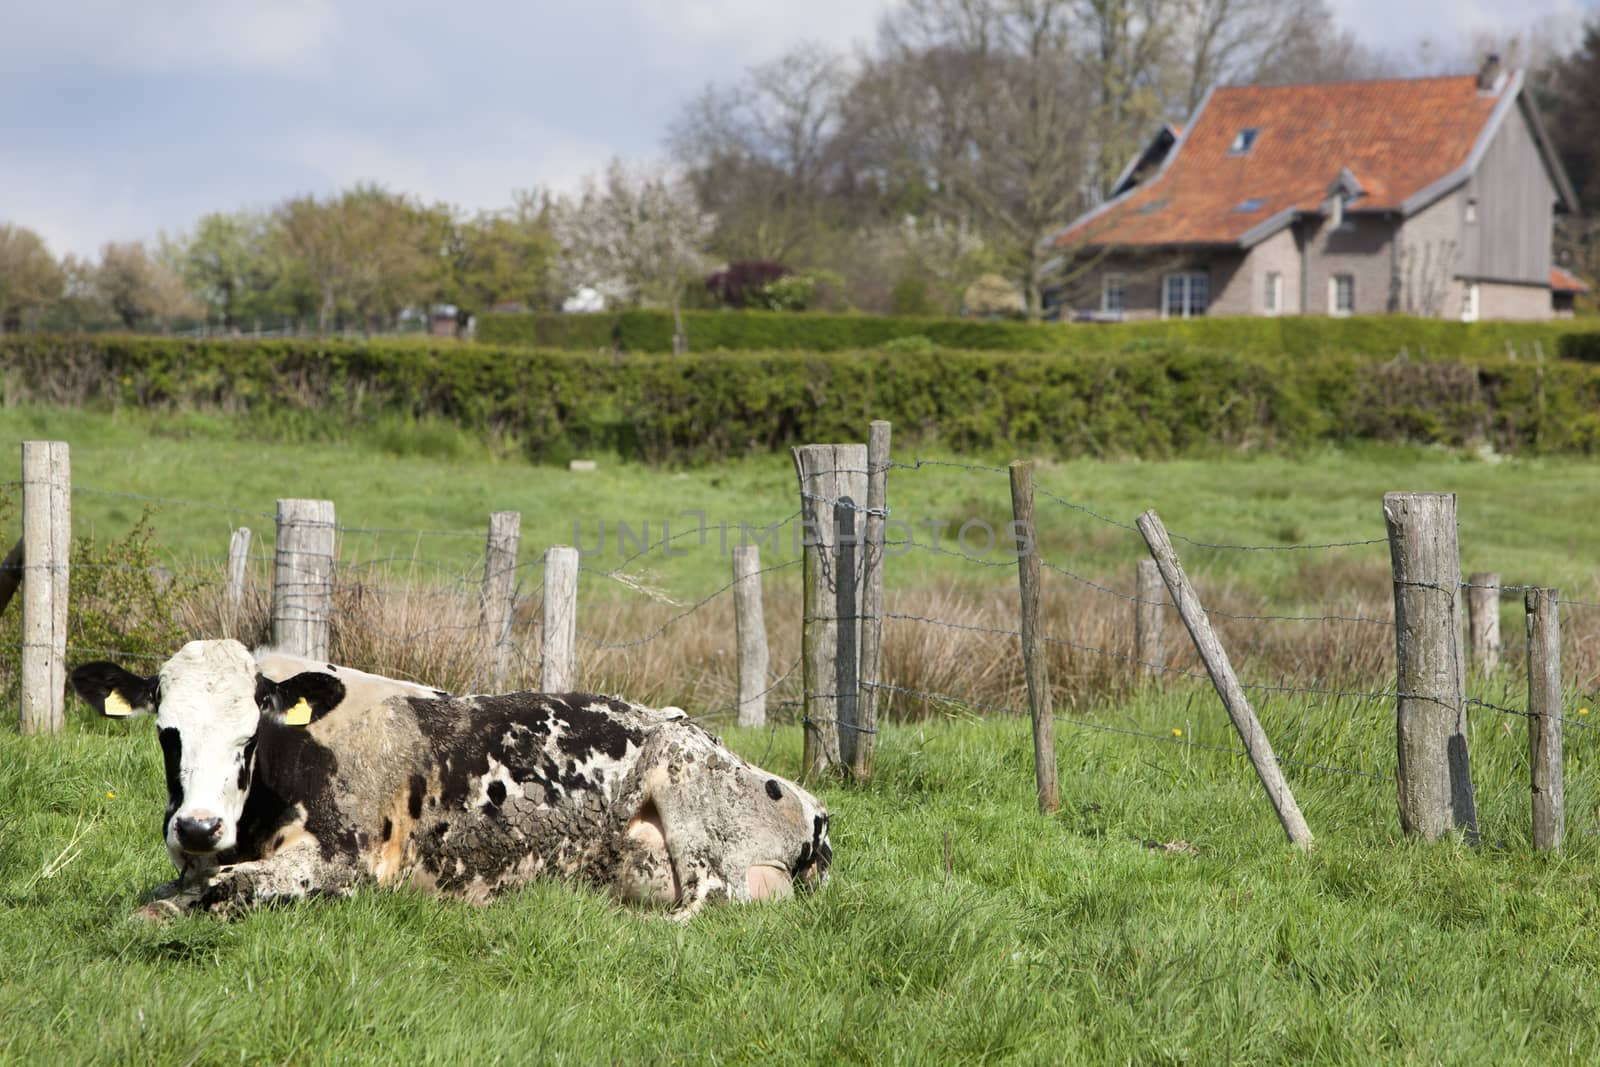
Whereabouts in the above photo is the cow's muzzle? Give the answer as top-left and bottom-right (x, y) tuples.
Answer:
(173, 814), (225, 853)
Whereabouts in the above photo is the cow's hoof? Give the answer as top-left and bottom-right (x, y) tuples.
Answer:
(131, 899), (186, 924)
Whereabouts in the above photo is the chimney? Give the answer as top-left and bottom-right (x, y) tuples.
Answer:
(1477, 53), (1502, 93)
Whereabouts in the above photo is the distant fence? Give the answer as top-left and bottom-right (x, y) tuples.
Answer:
(8, 428), (1599, 856)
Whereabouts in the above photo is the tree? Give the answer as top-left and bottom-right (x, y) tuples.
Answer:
(670, 42), (853, 263)
(0, 224), (65, 332)
(437, 191), (558, 334)
(1540, 17), (1600, 302)
(875, 0), (1098, 319)
(552, 161), (714, 354)
(274, 184), (438, 334)
(166, 210), (305, 329)
(94, 241), (198, 330)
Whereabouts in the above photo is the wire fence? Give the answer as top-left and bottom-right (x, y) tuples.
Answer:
(10, 448), (1600, 835)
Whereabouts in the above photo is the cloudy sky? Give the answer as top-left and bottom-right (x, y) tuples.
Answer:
(3, 0), (1594, 259)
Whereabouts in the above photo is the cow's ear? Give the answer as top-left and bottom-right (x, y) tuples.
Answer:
(257, 671), (346, 727)
(71, 662), (159, 718)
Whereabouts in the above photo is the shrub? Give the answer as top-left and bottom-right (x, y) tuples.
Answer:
(478, 308), (1591, 359)
(6, 333), (1600, 465)
(1557, 332), (1600, 363)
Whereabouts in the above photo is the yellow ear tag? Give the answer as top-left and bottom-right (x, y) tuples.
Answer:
(284, 698), (313, 726)
(104, 692), (134, 718)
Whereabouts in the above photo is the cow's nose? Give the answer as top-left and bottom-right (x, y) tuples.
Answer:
(174, 815), (224, 851)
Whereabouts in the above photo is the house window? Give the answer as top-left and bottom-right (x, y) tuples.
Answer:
(1461, 282), (1480, 322)
(1162, 273), (1208, 319)
(1465, 198), (1478, 224)
(1329, 274), (1355, 317)
(1229, 128), (1260, 155)
(1264, 271), (1283, 316)
(1102, 273), (1125, 317)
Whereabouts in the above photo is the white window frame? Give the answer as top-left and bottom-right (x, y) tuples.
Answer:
(1101, 273), (1125, 318)
(1264, 271), (1283, 316)
(1161, 272), (1208, 319)
(1328, 274), (1354, 317)
(1461, 282), (1480, 322)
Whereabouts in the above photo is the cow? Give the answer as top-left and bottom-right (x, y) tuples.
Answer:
(70, 639), (832, 919)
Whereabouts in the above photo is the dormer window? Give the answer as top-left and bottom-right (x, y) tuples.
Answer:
(1228, 128), (1260, 155)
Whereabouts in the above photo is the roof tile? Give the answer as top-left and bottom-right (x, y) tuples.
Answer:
(1059, 75), (1502, 248)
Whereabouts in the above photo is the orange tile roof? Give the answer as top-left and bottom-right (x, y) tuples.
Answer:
(1057, 75), (1504, 248)
(1551, 266), (1590, 293)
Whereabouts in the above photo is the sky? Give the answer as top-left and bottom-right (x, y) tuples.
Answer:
(2, 0), (1595, 260)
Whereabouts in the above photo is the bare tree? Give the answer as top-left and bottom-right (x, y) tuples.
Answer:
(669, 42), (852, 263)
(0, 223), (65, 332)
(552, 160), (714, 354)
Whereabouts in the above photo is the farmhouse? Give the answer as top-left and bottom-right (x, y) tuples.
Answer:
(1050, 57), (1581, 322)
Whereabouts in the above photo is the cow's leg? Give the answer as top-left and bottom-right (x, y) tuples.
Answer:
(193, 844), (360, 915)
(606, 732), (753, 920)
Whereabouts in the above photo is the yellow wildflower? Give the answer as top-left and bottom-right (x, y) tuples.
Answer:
(1172, 728), (1183, 737)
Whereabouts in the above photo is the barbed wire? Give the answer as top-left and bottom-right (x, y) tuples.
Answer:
(576, 557), (802, 650)
(889, 457), (1010, 475)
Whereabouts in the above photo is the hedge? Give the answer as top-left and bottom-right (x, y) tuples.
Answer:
(478, 307), (1593, 361)
(5, 334), (1600, 464)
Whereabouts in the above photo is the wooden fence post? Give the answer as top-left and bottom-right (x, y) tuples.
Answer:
(481, 511), (521, 691)
(1383, 492), (1477, 842)
(227, 527), (251, 639)
(792, 442), (868, 783)
(272, 499), (335, 660)
(854, 420), (891, 780)
(1009, 461), (1059, 814)
(21, 441), (69, 735)
(1526, 587), (1564, 851)
(732, 544), (769, 728)
(541, 545), (579, 692)
(1137, 509), (1314, 849)
(1135, 558), (1165, 675)
(1466, 572), (1500, 674)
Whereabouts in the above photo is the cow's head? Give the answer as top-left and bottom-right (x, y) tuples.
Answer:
(71, 640), (345, 866)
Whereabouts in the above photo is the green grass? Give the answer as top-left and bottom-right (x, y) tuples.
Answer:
(4, 697), (1600, 1065)
(5, 404), (1600, 606)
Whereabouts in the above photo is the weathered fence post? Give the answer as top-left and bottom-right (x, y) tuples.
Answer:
(792, 442), (868, 783)
(1383, 492), (1477, 842)
(481, 511), (521, 690)
(732, 544), (769, 728)
(1526, 587), (1564, 851)
(1137, 509), (1314, 849)
(1009, 461), (1059, 814)
(21, 441), (69, 735)
(227, 527), (251, 639)
(272, 499), (335, 660)
(855, 419), (891, 780)
(1466, 571), (1500, 674)
(541, 545), (579, 692)
(1135, 558), (1165, 675)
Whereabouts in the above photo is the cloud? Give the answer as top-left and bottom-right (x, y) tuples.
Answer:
(8, 0), (342, 77)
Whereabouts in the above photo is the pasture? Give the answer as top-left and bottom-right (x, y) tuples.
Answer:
(5, 404), (1600, 1063)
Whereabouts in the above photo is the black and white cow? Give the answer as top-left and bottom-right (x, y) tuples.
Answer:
(71, 639), (831, 918)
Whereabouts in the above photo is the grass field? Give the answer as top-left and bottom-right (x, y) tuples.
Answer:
(6, 403), (1600, 600)
(4, 706), (1600, 1064)
(7, 406), (1600, 1062)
